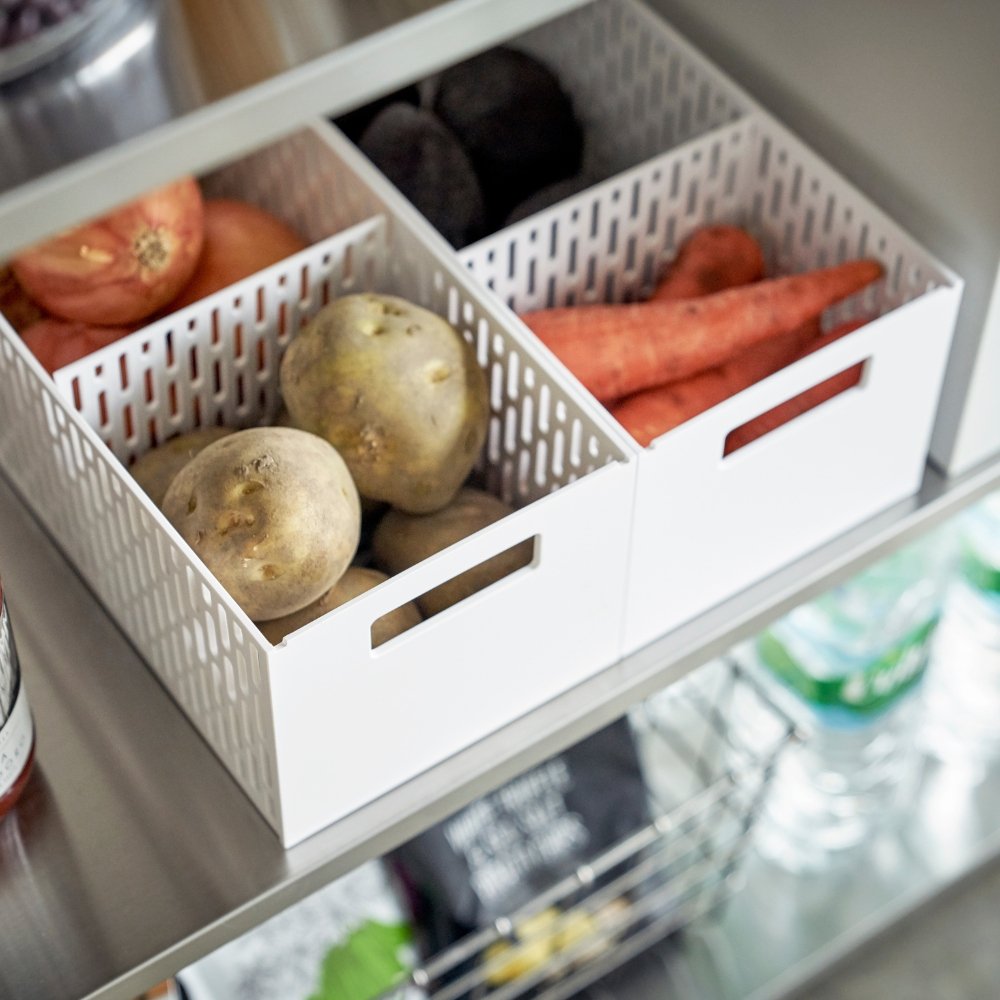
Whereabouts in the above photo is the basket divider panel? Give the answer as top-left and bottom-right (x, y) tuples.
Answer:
(461, 118), (754, 313)
(383, 208), (633, 508)
(54, 216), (389, 466)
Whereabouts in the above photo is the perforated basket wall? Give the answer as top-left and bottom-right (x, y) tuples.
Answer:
(0, 124), (635, 846)
(461, 108), (962, 655)
(509, 0), (748, 185)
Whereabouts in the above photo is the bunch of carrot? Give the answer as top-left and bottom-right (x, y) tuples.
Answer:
(517, 225), (881, 449)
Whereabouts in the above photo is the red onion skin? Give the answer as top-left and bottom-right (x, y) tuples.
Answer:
(12, 177), (205, 325)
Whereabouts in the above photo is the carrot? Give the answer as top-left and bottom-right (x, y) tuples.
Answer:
(723, 318), (870, 455)
(520, 259), (883, 403)
(611, 319), (821, 446)
(649, 225), (765, 301)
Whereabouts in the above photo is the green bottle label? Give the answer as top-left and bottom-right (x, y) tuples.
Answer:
(757, 616), (938, 716)
(960, 543), (1000, 596)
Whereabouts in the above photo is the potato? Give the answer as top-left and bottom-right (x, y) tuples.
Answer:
(279, 293), (489, 515)
(130, 426), (235, 507)
(162, 426), (361, 621)
(256, 566), (422, 647)
(372, 486), (533, 617)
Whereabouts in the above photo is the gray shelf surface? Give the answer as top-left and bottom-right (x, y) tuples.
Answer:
(1, 451), (998, 1000)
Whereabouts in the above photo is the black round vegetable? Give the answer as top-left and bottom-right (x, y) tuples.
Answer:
(432, 46), (584, 227)
(358, 103), (488, 249)
(332, 83), (421, 143)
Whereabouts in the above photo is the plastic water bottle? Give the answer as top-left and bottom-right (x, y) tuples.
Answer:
(920, 490), (1000, 775)
(740, 528), (954, 873)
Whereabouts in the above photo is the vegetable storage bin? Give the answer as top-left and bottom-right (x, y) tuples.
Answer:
(458, 15), (962, 656)
(0, 124), (636, 847)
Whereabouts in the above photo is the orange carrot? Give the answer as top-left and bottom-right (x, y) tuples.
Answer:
(606, 224), (774, 436)
(611, 319), (821, 446)
(521, 259), (883, 403)
(649, 225), (765, 301)
(723, 318), (869, 454)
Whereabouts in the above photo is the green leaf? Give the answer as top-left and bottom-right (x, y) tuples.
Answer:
(309, 920), (413, 1000)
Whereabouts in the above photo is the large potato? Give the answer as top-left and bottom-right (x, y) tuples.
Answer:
(372, 486), (533, 617)
(279, 293), (489, 515)
(256, 566), (422, 647)
(130, 426), (235, 507)
(162, 426), (361, 621)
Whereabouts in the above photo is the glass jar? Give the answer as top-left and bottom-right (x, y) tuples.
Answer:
(0, 576), (35, 820)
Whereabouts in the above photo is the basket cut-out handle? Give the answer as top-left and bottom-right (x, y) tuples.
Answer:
(723, 357), (869, 457)
(276, 518), (541, 655)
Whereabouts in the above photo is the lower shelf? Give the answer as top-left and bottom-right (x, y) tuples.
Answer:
(383, 660), (792, 1000)
(579, 704), (1000, 999)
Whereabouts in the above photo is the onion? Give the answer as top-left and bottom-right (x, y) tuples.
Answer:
(0, 264), (45, 330)
(167, 199), (307, 311)
(11, 177), (205, 325)
(20, 318), (133, 375)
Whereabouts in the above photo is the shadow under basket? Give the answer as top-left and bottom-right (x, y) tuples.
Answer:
(0, 161), (634, 846)
(378, 658), (794, 1000)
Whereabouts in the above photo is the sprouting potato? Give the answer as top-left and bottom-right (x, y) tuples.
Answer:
(279, 293), (489, 515)
(161, 426), (361, 621)
(130, 426), (236, 507)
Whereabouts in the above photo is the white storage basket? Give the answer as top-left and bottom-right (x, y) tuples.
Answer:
(0, 125), (635, 846)
(461, 109), (962, 656)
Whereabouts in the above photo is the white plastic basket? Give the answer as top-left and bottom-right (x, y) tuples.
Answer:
(461, 109), (962, 656)
(0, 125), (635, 846)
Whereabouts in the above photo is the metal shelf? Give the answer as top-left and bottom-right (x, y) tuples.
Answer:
(1, 451), (998, 1000)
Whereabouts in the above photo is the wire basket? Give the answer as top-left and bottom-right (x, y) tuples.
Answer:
(379, 658), (796, 1000)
